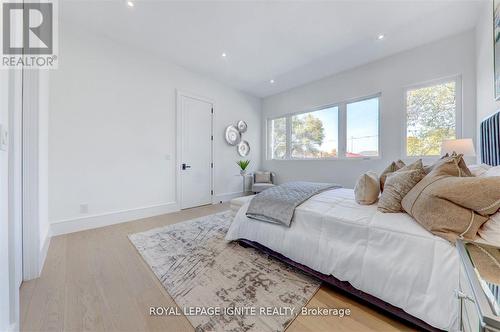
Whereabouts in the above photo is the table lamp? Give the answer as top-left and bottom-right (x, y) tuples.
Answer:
(440, 138), (476, 156)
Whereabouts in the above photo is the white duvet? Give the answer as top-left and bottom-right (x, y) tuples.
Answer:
(225, 188), (459, 331)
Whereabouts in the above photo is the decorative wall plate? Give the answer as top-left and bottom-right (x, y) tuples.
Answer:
(237, 140), (250, 156)
(237, 120), (248, 133)
(225, 125), (241, 145)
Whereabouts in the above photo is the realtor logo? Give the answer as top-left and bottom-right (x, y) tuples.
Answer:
(1, 0), (58, 68)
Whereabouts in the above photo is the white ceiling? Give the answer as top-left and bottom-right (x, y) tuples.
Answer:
(61, 0), (485, 97)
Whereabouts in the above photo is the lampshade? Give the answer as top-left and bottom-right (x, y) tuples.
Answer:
(440, 138), (476, 156)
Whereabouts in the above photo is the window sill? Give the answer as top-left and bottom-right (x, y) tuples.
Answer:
(268, 156), (381, 161)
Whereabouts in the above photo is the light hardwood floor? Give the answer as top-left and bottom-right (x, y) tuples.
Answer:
(21, 203), (416, 332)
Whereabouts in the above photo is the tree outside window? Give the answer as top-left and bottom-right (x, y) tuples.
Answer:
(406, 81), (457, 156)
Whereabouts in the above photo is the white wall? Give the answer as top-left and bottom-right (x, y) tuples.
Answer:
(476, 1), (500, 153)
(49, 24), (261, 230)
(262, 31), (477, 188)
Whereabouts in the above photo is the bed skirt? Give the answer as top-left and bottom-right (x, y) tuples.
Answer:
(237, 239), (443, 332)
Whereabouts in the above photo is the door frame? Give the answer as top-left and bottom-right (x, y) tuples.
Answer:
(175, 90), (214, 209)
(7, 67), (23, 332)
(22, 69), (44, 281)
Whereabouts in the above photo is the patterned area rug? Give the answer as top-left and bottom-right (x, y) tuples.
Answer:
(129, 211), (321, 332)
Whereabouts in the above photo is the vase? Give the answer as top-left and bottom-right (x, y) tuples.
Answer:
(240, 169), (246, 176)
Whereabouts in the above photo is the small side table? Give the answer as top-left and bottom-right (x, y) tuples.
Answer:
(236, 173), (252, 194)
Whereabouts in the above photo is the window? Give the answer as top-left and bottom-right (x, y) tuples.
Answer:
(291, 106), (338, 158)
(405, 78), (460, 156)
(346, 97), (379, 157)
(270, 117), (286, 160)
(267, 95), (379, 160)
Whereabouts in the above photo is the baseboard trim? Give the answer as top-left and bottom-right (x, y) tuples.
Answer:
(51, 202), (179, 236)
(213, 191), (251, 203)
(38, 231), (51, 276)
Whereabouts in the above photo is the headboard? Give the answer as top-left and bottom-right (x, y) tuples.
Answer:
(480, 111), (500, 166)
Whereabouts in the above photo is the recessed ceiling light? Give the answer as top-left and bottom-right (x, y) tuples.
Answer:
(221, 52), (227, 58)
(377, 34), (385, 40)
(270, 79), (275, 84)
(127, 1), (134, 7)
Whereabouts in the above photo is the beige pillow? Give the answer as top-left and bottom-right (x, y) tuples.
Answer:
(402, 175), (500, 243)
(354, 172), (380, 205)
(423, 153), (449, 174)
(427, 153), (472, 177)
(255, 171), (271, 183)
(397, 159), (423, 172)
(379, 162), (398, 192)
(378, 168), (426, 213)
(402, 159), (500, 243)
(379, 160), (406, 192)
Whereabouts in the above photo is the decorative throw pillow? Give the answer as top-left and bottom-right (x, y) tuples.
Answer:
(397, 159), (423, 172)
(354, 171), (380, 205)
(254, 171), (272, 183)
(395, 159), (406, 169)
(451, 152), (473, 176)
(378, 168), (426, 213)
(402, 174), (500, 243)
(379, 160), (406, 192)
(423, 153), (449, 174)
(380, 162), (398, 192)
(425, 153), (472, 177)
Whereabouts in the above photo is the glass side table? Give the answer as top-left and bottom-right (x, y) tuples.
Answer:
(456, 240), (500, 332)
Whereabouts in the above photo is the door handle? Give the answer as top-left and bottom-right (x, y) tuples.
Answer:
(182, 163), (191, 170)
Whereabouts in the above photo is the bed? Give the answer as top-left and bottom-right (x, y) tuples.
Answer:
(226, 188), (458, 331)
(226, 111), (500, 331)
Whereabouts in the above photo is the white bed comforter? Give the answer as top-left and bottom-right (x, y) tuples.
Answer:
(225, 188), (459, 331)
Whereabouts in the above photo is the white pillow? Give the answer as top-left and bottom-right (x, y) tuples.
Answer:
(478, 212), (500, 246)
(481, 165), (500, 177)
(468, 164), (492, 177)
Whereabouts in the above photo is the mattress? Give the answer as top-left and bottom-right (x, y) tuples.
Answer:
(225, 188), (459, 331)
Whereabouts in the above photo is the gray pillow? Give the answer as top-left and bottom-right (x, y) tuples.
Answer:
(255, 171), (271, 183)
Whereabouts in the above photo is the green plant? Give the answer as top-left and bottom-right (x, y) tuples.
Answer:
(236, 160), (250, 171)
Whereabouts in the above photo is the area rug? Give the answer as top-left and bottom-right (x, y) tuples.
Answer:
(129, 211), (321, 332)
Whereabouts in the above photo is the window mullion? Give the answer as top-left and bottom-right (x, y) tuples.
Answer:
(455, 77), (463, 139)
(286, 116), (292, 159)
(267, 119), (271, 160)
(338, 103), (347, 158)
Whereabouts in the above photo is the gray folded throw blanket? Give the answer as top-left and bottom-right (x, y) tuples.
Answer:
(246, 181), (341, 226)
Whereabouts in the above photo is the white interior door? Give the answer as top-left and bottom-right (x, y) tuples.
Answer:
(179, 94), (213, 209)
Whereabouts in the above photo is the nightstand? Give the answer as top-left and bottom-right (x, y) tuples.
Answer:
(456, 240), (500, 332)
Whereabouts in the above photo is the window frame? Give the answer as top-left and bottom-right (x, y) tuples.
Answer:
(402, 75), (463, 158)
(267, 116), (288, 160)
(266, 93), (381, 161)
